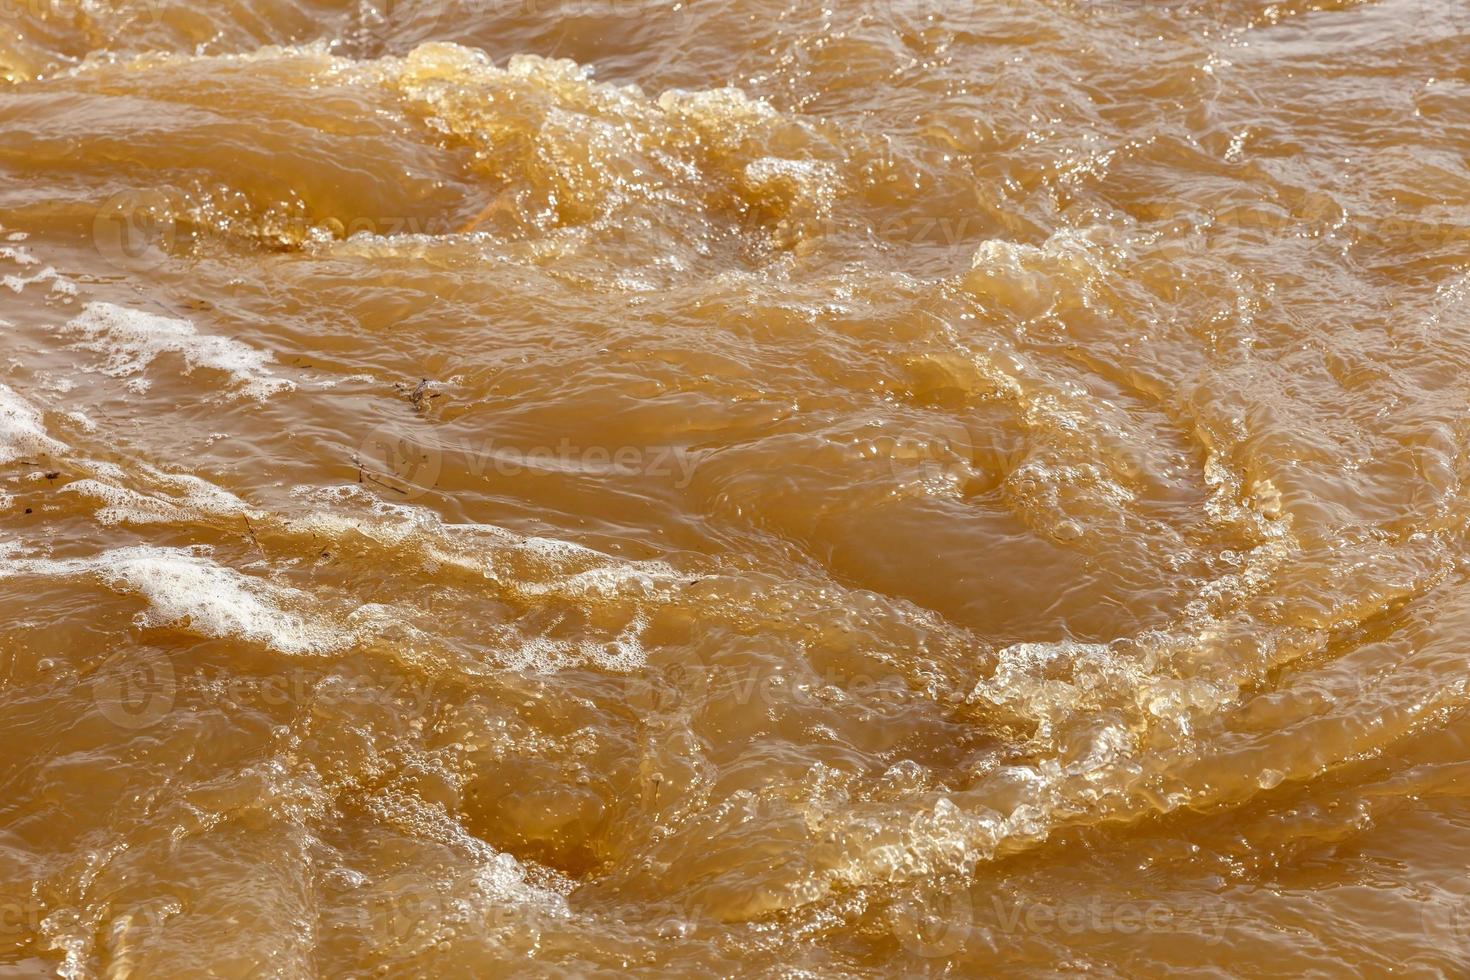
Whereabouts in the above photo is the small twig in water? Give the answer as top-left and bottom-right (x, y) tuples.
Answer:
(361, 470), (409, 495)
(241, 514), (263, 555)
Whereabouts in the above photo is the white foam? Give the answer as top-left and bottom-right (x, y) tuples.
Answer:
(295, 499), (680, 602)
(0, 244), (39, 266)
(0, 545), (347, 654)
(63, 302), (293, 399)
(285, 485), (682, 671)
(3, 265), (57, 294)
(358, 790), (570, 924)
(500, 609), (650, 673)
(0, 382), (66, 464)
(62, 472), (251, 526)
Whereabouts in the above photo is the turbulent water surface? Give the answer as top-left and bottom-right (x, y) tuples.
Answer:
(2, 0), (1470, 975)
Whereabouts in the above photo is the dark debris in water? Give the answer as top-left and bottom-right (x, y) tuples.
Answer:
(394, 377), (444, 414)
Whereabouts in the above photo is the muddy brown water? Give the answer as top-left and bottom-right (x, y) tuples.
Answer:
(2, 0), (1470, 975)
